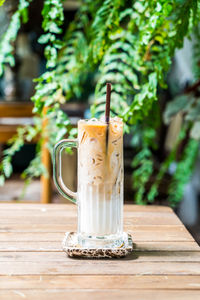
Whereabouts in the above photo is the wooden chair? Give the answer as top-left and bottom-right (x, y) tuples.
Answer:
(0, 101), (51, 203)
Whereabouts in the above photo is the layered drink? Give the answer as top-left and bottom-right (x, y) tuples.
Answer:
(77, 117), (124, 245)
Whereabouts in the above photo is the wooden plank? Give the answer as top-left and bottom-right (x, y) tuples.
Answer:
(1, 251), (200, 263)
(0, 203), (199, 299)
(0, 261), (200, 275)
(0, 102), (33, 117)
(125, 205), (173, 212)
(0, 126), (18, 143)
(1, 223), (184, 232)
(1, 290), (200, 300)
(0, 126), (37, 143)
(0, 204), (180, 230)
(0, 227), (193, 242)
(0, 241), (199, 252)
(0, 216), (181, 226)
(134, 241), (200, 252)
(0, 210), (78, 217)
(0, 204), (74, 211)
(0, 241), (62, 252)
(0, 203), (172, 212)
(0, 224), (192, 241)
(0, 214), (182, 226)
(0, 275), (200, 290)
(0, 209), (176, 218)
(0, 217), (182, 227)
(0, 211), (79, 218)
(0, 232), (65, 242)
(126, 227), (193, 242)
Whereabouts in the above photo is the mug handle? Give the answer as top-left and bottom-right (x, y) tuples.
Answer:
(53, 139), (78, 204)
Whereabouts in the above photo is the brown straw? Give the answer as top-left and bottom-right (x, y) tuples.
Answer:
(105, 83), (111, 151)
(105, 83), (111, 124)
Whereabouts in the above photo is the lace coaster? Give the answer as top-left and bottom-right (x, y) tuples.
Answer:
(62, 232), (133, 258)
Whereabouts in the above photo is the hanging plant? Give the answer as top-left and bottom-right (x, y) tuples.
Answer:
(0, 0), (200, 206)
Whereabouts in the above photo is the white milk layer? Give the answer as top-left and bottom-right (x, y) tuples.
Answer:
(78, 182), (123, 236)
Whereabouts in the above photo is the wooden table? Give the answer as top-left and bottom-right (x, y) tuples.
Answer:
(0, 203), (200, 299)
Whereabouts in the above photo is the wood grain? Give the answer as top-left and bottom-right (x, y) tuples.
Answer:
(0, 241), (199, 252)
(0, 203), (173, 212)
(0, 102), (33, 118)
(1, 290), (200, 300)
(0, 275), (199, 290)
(1, 261), (200, 275)
(0, 228), (193, 242)
(0, 210), (182, 226)
(0, 203), (199, 300)
(1, 251), (200, 262)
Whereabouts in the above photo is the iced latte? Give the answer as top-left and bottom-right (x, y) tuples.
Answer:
(78, 117), (123, 238)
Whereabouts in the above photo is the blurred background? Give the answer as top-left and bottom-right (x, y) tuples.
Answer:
(0, 0), (200, 245)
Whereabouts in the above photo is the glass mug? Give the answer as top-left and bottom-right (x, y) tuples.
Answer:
(53, 117), (126, 248)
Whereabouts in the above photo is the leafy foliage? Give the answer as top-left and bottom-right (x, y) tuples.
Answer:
(168, 138), (199, 207)
(0, 0), (32, 75)
(193, 26), (200, 81)
(0, 0), (67, 185)
(0, 0), (200, 205)
(147, 128), (187, 204)
(91, 0), (123, 63)
(131, 105), (159, 204)
(0, 121), (41, 186)
(132, 142), (154, 205)
(32, 0), (65, 113)
(55, 4), (91, 101)
(93, 0), (198, 124)
(92, 30), (135, 120)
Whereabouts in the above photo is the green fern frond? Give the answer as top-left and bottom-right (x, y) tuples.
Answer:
(91, 0), (125, 62)
(123, 0), (198, 124)
(92, 30), (138, 118)
(0, 0), (32, 75)
(0, 121), (41, 185)
(132, 146), (154, 205)
(56, 31), (89, 99)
